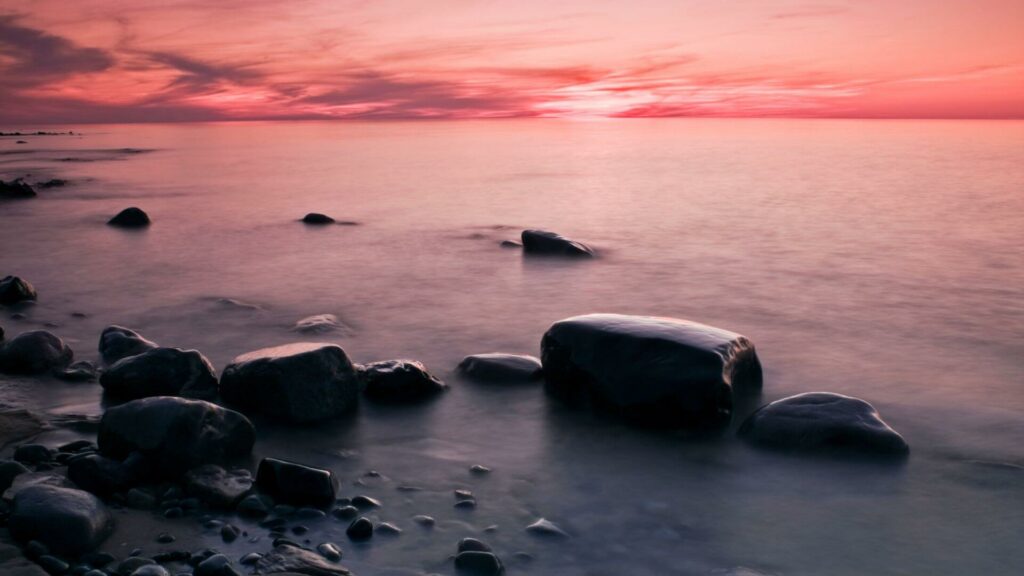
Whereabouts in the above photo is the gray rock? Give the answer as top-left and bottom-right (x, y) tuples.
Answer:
(412, 515), (435, 527)
(359, 359), (447, 403)
(541, 314), (762, 430)
(237, 493), (274, 518)
(293, 314), (344, 334)
(107, 207), (150, 227)
(9, 485), (114, 556)
(99, 326), (157, 364)
(100, 347), (218, 400)
(0, 330), (73, 374)
(525, 518), (568, 537)
(195, 554), (240, 576)
(457, 353), (542, 383)
(455, 551), (504, 575)
(0, 276), (37, 305)
(316, 543), (342, 562)
(521, 229), (594, 257)
(0, 409), (46, 449)
(254, 543), (351, 575)
(131, 566), (171, 576)
(256, 458), (338, 508)
(185, 464), (253, 508)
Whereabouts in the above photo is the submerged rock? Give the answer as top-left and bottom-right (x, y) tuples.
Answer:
(0, 276), (37, 305)
(0, 409), (46, 448)
(98, 397), (255, 477)
(100, 347), (218, 400)
(302, 213), (335, 225)
(108, 207), (150, 227)
(455, 551), (504, 575)
(0, 460), (30, 493)
(525, 518), (568, 537)
(57, 360), (99, 382)
(0, 330), (73, 374)
(293, 314), (344, 334)
(256, 458), (338, 508)
(98, 325), (157, 364)
(457, 353), (543, 383)
(521, 229), (594, 257)
(185, 464), (253, 508)
(0, 179), (36, 199)
(9, 485), (114, 556)
(359, 359), (447, 403)
(540, 314), (762, 430)
(220, 343), (360, 423)
(499, 240), (522, 249)
(254, 543), (351, 575)
(738, 392), (909, 457)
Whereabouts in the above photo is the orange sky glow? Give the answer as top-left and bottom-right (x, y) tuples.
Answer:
(1, 0), (1022, 123)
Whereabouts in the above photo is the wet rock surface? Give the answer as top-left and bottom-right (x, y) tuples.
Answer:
(185, 464), (254, 508)
(8, 485), (114, 556)
(292, 314), (345, 334)
(0, 179), (36, 199)
(0, 330), (73, 375)
(98, 325), (158, 365)
(521, 229), (594, 257)
(255, 457), (338, 508)
(107, 207), (150, 227)
(254, 543), (351, 575)
(457, 353), (543, 383)
(0, 276), (37, 305)
(301, 213), (335, 225)
(100, 347), (218, 400)
(359, 359), (447, 403)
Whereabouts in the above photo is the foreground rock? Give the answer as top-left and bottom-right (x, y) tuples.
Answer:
(107, 207), (150, 227)
(738, 392), (909, 457)
(541, 314), (762, 430)
(255, 458), (337, 508)
(9, 485), (114, 556)
(302, 213), (335, 225)
(360, 360), (447, 403)
(0, 330), (73, 374)
(521, 229), (594, 257)
(67, 453), (146, 496)
(0, 179), (36, 199)
(100, 347), (218, 400)
(0, 409), (46, 449)
(99, 325), (158, 364)
(220, 343), (360, 423)
(0, 276), (37, 305)
(457, 353), (543, 383)
(99, 397), (255, 477)
(185, 464), (253, 508)
(254, 543), (351, 575)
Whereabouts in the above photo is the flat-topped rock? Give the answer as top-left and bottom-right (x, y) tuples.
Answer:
(100, 347), (218, 400)
(9, 485), (114, 556)
(0, 276), (37, 305)
(0, 330), (73, 374)
(521, 229), (594, 257)
(541, 314), (762, 430)
(359, 359), (447, 403)
(220, 343), (360, 423)
(99, 325), (157, 364)
(256, 458), (338, 508)
(108, 207), (150, 227)
(457, 353), (543, 383)
(739, 392), (909, 457)
(185, 464), (254, 508)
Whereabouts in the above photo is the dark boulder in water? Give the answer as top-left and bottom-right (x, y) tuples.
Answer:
(98, 325), (158, 364)
(0, 330), (73, 374)
(738, 392), (909, 457)
(98, 397), (255, 477)
(540, 314), (762, 430)
(346, 517), (373, 540)
(0, 276), (37, 305)
(521, 229), (594, 257)
(107, 207), (150, 227)
(302, 213), (335, 225)
(455, 551), (504, 575)
(255, 457), (338, 508)
(220, 343), (360, 424)
(0, 179), (36, 199)
(8, 485), (114, 556)
(359, 359), (447, 403)
(457, 353), (543, 383)
(100, 347), (218, 400)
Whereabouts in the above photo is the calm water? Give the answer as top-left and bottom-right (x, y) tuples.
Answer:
(2, 119), (1023, 575)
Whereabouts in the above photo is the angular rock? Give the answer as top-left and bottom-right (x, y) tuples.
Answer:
(457, 353), (543, 383)
(525, 518), (568, 537)
(0, 276), (37, 305)
(0, 330), (73, 374)
(100, 347), (218, 400)
(220, 343), (360, 423)
(98, 326), (158, 365)
(98, 397), (255, 477)
(254, 543), (351, 575)
(738, 392), (910, 457)
(237, 493), (274, 518)
(195, 554), (240, 576)
(359, 360), (447, 403)
(521, 229), (594, 257)
(293, 314), (343, 334)
(301, 213), (335, 225)
(9, 485), (114, 556)
(57, 360), (98, 382)
(185, 464), (253, 508)
(541, 314), (762, 430)
(107, 207), (150, 227)
(0, 179), (37, 199)
(256, 458), (337, 508)
(455, 551), (503, 575)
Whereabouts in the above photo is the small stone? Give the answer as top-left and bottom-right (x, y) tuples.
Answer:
(0, 276), (37, 305)
(130, 566), (171, 576)
(454, 499), (476, 510)
(458, 538), (492, 553)
(470, 465), (491, 475)
(526, 518), (568, 537)
(317, 543), (342, 562)
(195, 554), (240, 576)
(37, 555), (71, 575)
(163, 506), (184, 518)
(454, 551), (504, 575)
(301, 213), (335, 225)
(127, 488), (157, 509)
(156, 532), (175, 543)
(412, 515), (435, 527)
(238, 553), (262, 565)
(375, 522), (401, 535)
(220, 524), (240, 543)
(295, 507), (326, 519)
(454, 489), (474, 501)
(350, 495), (380, 509)
(26, 540), (50, 559)
(236, 494), (273, 518)
(117, 558), (155, 575)
(346, 517), (373, 540)
(292, 525), (309, 536)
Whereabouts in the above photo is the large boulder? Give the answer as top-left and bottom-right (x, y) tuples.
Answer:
(8, 485), (114, 556)
(359, 359), (447, 403)
(100, 347), (218, 400)
(457, 353), (543, 383)
(541, 314), (762, 430)
(521, 229), (594, 257)
(98, 397), (255, 477)
(107, 207), (150, 227)
(0, 330), (73, 374)
(99, 325), (158, 364)
(220, 343), (360, 423)
(255, 457), (337, 508)
(738, 392), (909, 457)
(0, 276), (37, 305)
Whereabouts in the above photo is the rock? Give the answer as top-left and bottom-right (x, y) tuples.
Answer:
(470, 464), (491, 475)
(331, 505), (357, 520)
(220, 343), (360, 424)
(0, 460), (31, 493)
(117, 558), (155, 575)
(525, 518), (568, 537)
(0, 179), (36, 199)
(316, 543), (342, 562)
(98, 326), (157, 364)
(350, 495), (380, 509)
(0, 543), (49, 576)
(67, 453), (146, 496)
(499, 240), (521, 248)
(38, 179), (66, 188)
(375, 522), (401, 535)
(98, 397), (255, 477)
(239, 553), (262, 565)
(57, 360), (98, 382)
(0, 410), (46, 448)
(455, 551), (504, 575)
(195, 554), (240, 576)
(14, 444), (52, 464)
(185, 465), (253, 508)
(292, 314), (344, 334)
(0, 276), (37, 305)
(126, 487), (157, 509)
(457, 353), (542, 383)
(458, 538), (492, 553)
(100, 347), (218, 400)
(237, 493), (274, 517)
(540, 314), (762, 430)
(346, 517), (373, 540)
(738, 392), (910, 457)
(359, 360), (447, 403)
(454, 489), (473, 501)
(256, 458), (338, 508)
(131, 566), (170, 576)
(36, 555), (70, 575)
(454, 499), (476, 510)
(412, 514), (435, 527)
(254, 543), (351, 575)
(220, 523), (240, 542)
(0, 330), (73, 374)
(301, 213), (335, 225)
(9, 485), (114, 556)
(107, 207), (150, 227)
(521, 229), (594, 257)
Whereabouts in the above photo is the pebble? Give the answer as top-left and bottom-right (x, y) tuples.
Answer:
(526, 518), (568, 537)
(350, 495), (381, 509)
(317, 543), (342, 562)
(37, 555), (70, 575)
(295, 507), (326, 519)
(470, 465), (491, 475)
(239, 553), (262, 565)
(458, 537), (492, 553)
(221, 524), (241, 543)
(375, 522), (402, 535)
(332, 505), (358, 520)
(163, 506), (184, 518)
(156, 532), (175, 543)
(412, 515), (435, 527)
(346, 517), (374, 540)
(454, 489), (474, 500)
(454, 499), (477, 509)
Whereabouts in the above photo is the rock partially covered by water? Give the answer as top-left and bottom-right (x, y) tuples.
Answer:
(220, 343), (360, 423)
(457, 353), (543, 383)
(108, 207), (150, 227)
(67, 453), (146, 497)
(302, 213), (335, 225)
(455, 551), (504, 575)
(185, 464), (254, 509)
(98, 397), (256, 477)
(738, 392), (909, 457)
(359, 360), (447, 403)
(256, 458), (338, 508)
(541, 314), (762, 430)
(99, 325), (158, 364)
(100, 347), (218, 400)
(0, 330), (73, 374)
(293, 314), (344, 334)
(521, 229), (594, 257)
(0, 276), (37, 305)
(0, 179), (36, 199)
(254, 543), (351, 575)
(8, 485), (114, 556)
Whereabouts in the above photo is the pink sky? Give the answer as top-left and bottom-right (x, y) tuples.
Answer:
(1, 0), (1022, 123)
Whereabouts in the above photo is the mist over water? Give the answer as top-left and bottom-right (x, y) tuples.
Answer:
(2, 119), (1023, 575)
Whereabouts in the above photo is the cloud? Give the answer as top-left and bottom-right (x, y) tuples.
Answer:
(0, 14), (115, 86)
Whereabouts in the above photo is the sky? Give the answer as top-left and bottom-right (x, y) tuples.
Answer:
(1, 0), (1022, 123)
